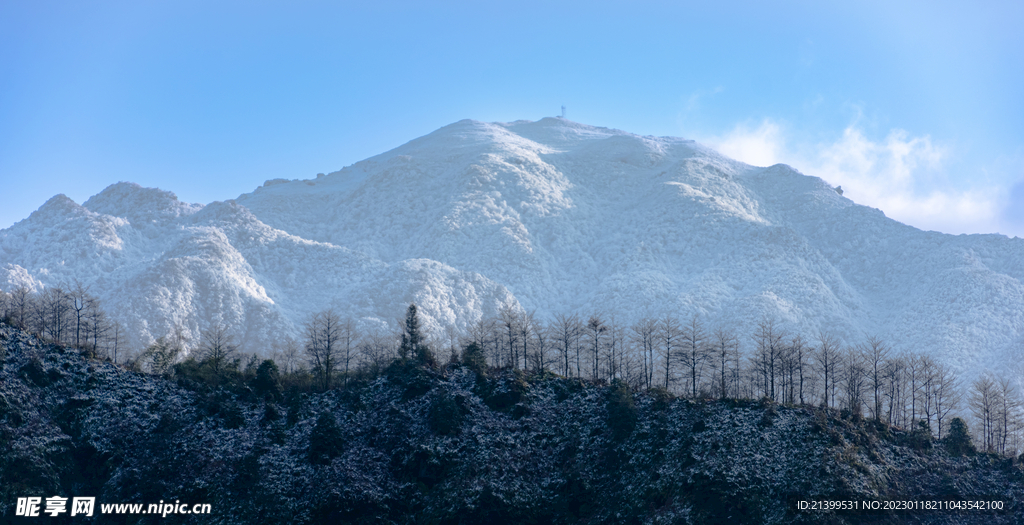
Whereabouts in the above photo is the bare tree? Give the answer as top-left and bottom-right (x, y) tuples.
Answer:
(275, 336), (301, 375)
(83, 300), (109, 358)
(659, 314), (681, 391)
(711, 327), (739, 399)
(69, 281), (95, 349)
(519, 310), (536, 372)
(752, 317), (786, 401)
(109, 320), (125, 364)
(305, 309), (343, 391)
(841, 349), (866, 417)
(530, 316), (550, 373)
(467, 316), (499, 369)
(8, 287), (33, 329)
(360, 325), (396, 376)
(789, 335), (810, 405)
(553, 313), (582, 378)
(996, 376), (1023, 455)
(932, 362), (959, 440)
(199, 323), (239, 379)
(169, 322), (191, 357)
(882, 353), (906, 427)
(680, 315), (710, 398)
(970, 374), (999, 453)
(604, 315), (624, 381)
(339, 318), (357, 386)
(815, 330), (842, 408)
(499, 305), (522, 369)
(631, 317), (659, 390)
(906, 353), (937, 429)
(586, 315), (606, 381)
(860, 336), (891, 421)
(0, 289), (9, 322)
(444, 324), (462, 366)
(36, 286), (72, 344)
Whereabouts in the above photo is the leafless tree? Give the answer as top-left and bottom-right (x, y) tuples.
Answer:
(882, 353), (906, 427)
(970, 374), (999, 453)
(108, 320), (125, 364)
(82, 301), (109, 358)
(68, 281), (95, 349)
(467, 316), (499, 369)
(7, 287), (33, 329)
(530, 316), (550, 373)
(360, 325), (396, 376)
(815, 330), (842, 408)
(553, 313), (582, 378)
(444, 324), (462, 366)
(906, 353), (936, 429)
(499, 305), (522, 369)
(932, 361), (960, 440)
(631, 317), (659, 390)
(338, 317), (357, 386)
(36, 286), (72, 344)
(680, 314), (710, 398)
(996, 376), (1023, 455)
(841, 349), (866, 417)
(586, 315), (606, 381)
(519, 310), (537, 372)
(752, 317), (786, 401)
(199, 323), (239, 378)
(710, 326), (739, 399)
(272, 336), (300, 375)
(789, 335), (810, 405)
(305, 309), (343, 391)
(659, 314), (681, 391)
(0, 289), (9, 321)
(860, 336), (891, 421)
(604, 315), (624, 381)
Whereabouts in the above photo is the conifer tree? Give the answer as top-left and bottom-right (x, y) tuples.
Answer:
(253, 359), (282, 400)
(308, 411), (343, 465)
(462, 342), (487, 376)
(399, 304), (434, 367)
(945, 417), (975, 456)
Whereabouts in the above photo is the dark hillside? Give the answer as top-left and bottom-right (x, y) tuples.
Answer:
(1, 322), (1021, 524)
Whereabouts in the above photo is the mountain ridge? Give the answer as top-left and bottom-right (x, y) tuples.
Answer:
(2, 118), (1022, 385)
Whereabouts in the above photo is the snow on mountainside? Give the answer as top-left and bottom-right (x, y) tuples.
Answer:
(2, 117), (1023, 382)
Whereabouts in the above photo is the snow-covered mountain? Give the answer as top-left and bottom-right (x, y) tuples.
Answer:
(2, 117), (1023, 380)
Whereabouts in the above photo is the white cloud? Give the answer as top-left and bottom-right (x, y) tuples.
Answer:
(705, 120), (785, 168)
(703, 119), (1023, 237)
(810, 126), (1006, 235)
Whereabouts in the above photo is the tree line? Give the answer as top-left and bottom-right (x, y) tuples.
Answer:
(2, 286), (1021, 458)
(286, 304), (1024, 458)
(0, 284), (127, 362)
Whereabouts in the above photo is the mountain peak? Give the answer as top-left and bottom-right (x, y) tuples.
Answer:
(3, 118), (1024, 388)
(83, 182), (203, 224)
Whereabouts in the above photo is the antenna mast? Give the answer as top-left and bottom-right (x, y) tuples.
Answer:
(561, 105), (566, 119)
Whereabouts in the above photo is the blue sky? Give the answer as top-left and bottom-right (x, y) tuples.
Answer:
(2, 1), (1022, 236)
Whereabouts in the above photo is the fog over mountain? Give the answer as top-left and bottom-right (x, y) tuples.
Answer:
(2, 117), (1022, 382)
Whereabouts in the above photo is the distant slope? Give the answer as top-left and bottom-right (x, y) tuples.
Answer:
(2, 118), (1023, 382)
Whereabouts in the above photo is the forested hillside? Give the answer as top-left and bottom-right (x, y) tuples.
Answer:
(2, 319), (1022, 524)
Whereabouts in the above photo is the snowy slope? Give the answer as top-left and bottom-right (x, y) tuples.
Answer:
(2, 117), (1023, 381)
(0, 183), (516, 352)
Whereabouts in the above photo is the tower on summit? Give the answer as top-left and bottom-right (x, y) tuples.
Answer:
(561, 106), (566, 119)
